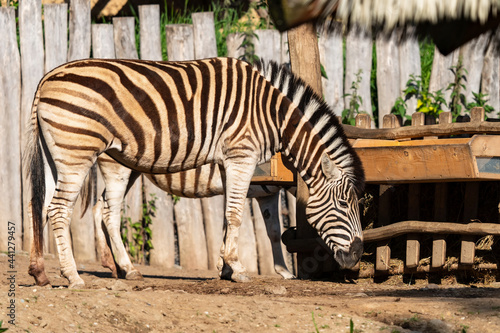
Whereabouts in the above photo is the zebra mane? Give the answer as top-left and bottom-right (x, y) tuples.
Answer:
(253, 59), (365, 195)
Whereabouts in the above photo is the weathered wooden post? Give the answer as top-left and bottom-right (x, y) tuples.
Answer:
(138, 4), (176, 268)
(345, 27), (373, 126)
(0, 7), (22, 251)
(19, 0), (45, 252)
(191, 11), (229, 271)
(112, 17), (142, 260)
(319, 23), (344, 115)
(376, 31), (401, 125)
(288, 23), (336, 278)
(254, 29), (282, 63)
(406, 113), (424, 270)
(165, 23), (209, 270)
(375, 114), (397, 274)
(43, 3), (69, 255)
(68, 0), (91, 62)
(91, 24), (115, 58)
(429, 48), (459, 111)
(460, 35), (489, 104)
(432, 112), (453, 269)
(398, 28), (421, 115)
(252, 199), (276, 275)
(481, 27), (500, 113)
(460, 107), (484, 265)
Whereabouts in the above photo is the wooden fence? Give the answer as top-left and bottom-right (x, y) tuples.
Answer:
(1, 0), (499, 277)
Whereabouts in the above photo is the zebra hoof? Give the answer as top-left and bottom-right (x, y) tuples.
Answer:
(231, 273), (251, 283)
(125, 270), (143, 280)
(68, 280), (85, 290)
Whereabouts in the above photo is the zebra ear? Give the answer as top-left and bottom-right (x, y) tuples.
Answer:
(321, 154), (342, 181)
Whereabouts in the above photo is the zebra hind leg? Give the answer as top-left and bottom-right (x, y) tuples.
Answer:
(93, 194), (119, 278)
(97, 157), (143, 280)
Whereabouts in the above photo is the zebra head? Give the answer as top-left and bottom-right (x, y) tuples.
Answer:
(306, 154), (363, 269)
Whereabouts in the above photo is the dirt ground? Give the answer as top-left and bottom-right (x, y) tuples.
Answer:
(1, 253), (499, 333)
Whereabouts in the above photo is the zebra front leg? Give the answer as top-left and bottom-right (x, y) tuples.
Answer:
(220, 158), (258, 282)
(93, 194), (119, 278)
(255, 193), (295, 279)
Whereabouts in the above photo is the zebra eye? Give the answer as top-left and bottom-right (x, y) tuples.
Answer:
(339, 200), (348, 208)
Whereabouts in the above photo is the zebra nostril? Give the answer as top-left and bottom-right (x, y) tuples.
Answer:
(350, 237), (363, 258)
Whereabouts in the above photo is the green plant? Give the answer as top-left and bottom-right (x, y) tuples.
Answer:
(391, 96), (410, 125)
(405, 74), (446, 119)
(121, 192), (156, 264)
(312, 312), (320, 333)
(466, 91), (494, 115)
(342, 70), (366, 125)
(0, 320), (7, 332)
(447, 56), (468, 120)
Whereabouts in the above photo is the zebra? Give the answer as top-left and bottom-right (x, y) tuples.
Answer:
(26, 57), (364, 288)
(93, 154), (295, 280)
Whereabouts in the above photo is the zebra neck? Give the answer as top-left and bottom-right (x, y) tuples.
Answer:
(279, 106), (327, 189)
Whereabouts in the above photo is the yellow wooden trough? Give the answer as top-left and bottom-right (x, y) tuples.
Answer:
(251, 135), (500, 184)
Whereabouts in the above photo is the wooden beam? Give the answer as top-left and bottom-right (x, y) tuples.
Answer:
(343, 117), (500, 140)
(288, 23), (330, 278)
(282, 221), (500, 252)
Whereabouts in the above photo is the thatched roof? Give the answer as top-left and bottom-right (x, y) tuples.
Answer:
(267, 0), (500, 54)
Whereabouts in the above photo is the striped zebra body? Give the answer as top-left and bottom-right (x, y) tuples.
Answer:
(26, 57), (364, 288)
(94, 154), (294, 280)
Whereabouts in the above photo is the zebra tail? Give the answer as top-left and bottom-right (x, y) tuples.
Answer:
(80, 164), (96, 218)
(24, 88), (45, 256)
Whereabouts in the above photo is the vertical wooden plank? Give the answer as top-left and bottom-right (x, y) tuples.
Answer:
(19, 0), (45, 252)
(226, 33), (245, 59)
(319, 23), (344, 115)
(429, 47), (459, 111)
(139, 5), (162, 61)
(174, 198), (208, 270)
(44, 3), (68, 72)
(145, 179), (175, 268)
(280, 32), (290, 64)
(201, 196), (224, 270)
(432, 112), (452, 268)
(288, 23), (330, 278)
(112, 16), (141, 263)
(356, 114), (372, 129)
(0, 7), (22, 251)
(252, 198), (275, 275)
(43, 3), (68, 255)
(64, 0), (94, 258)
(91, 24), (115, 59)
(376, 116), (393, 272)
(192, 12), (228, 272)
(460, 34), (489, 105)
(345, 27), (373, 125)
(481, 28), (500, 114)
(165, 23), (209, 270)
(166, 24), (195, 61)
(460, 108), (483, 265)
(254, 29), (281, 63)
(138, 4), (175, 269)
(192, 12), (218, 59)
(285, 190), (297, 275)
(398, 28), (421, 115)
(239, 200), (258, 273)
(405, 113), (425, 269)
(68, 0), (91, 61)
(113, 17), (139, 59)
(376, 31), (400, 125)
